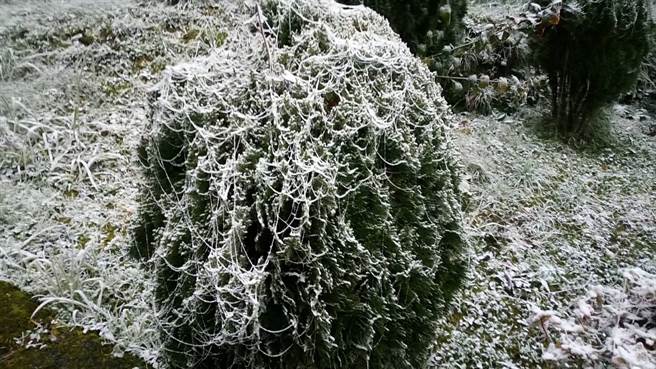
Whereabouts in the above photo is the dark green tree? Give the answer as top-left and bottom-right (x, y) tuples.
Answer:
(530, 0), (651, 139)
(337, 0), (467, 56)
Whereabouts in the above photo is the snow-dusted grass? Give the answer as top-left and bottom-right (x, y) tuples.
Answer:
(0, 0), (233, 366)
(430, 109), (656, 368)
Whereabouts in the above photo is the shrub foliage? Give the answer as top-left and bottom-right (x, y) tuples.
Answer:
(436, 10), (543, 113)
(337, 0), (467, 57)
(530, 0), (651, 138)
(635, 10), (656, 101)
(134, 1), (465, 368)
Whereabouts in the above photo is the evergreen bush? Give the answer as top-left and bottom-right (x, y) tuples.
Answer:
(337, 0), (467, 57)
(436, 11), (543, 113)
(529, 0), (651, 139)
(133, 1), (465, 368)
(635, 12), (656, 101)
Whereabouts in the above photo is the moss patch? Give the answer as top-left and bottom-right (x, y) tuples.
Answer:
(181, 28), (200, 43)
(0, 282), (54, 354)
(0, 282), (148, 369)
(102, 80), (132, 97)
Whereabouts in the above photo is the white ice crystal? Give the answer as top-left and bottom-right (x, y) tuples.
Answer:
(536, 268), (656, 369)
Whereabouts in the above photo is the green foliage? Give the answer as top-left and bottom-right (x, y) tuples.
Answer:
(635, 11), (656, 100)
(530, 0), (651, 139)
(134, 1), (466, 368)
(436, 10), (544, 113)
(337, 0), (467, 57)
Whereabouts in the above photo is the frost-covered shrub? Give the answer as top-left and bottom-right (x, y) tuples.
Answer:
(337, 0), (467, 57)
(134, 1), (465, 368)
(531, 268), (656, 369)
(529, 0), (651, 139)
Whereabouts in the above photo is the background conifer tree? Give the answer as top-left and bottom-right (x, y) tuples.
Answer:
(530, 0), (651, 139)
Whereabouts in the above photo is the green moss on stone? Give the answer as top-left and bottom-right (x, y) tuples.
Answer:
(0, 282), (149, 369)
(0, 281), (54, 354)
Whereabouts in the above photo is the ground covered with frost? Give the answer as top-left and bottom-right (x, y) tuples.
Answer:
(1, 1), (654, 368)
(429, 107), (656, 368)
